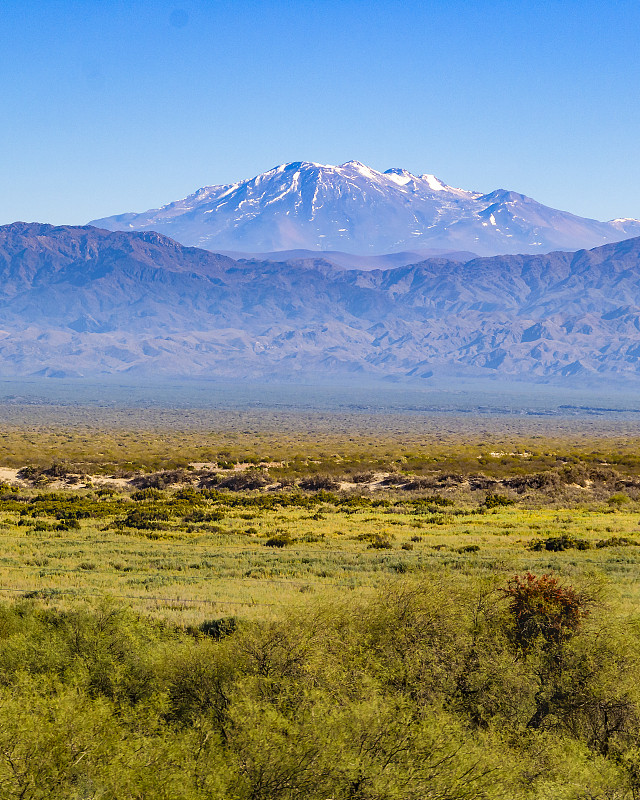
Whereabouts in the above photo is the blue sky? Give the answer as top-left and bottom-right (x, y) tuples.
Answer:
(1, 0), (639, 226)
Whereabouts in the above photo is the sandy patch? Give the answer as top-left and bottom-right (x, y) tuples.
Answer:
(0, 468), (20, 483)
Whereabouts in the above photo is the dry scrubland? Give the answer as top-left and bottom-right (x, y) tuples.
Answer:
(4, 481), (640, 626)
(2, 405), (640, 622)
(2, 406), (640, 797)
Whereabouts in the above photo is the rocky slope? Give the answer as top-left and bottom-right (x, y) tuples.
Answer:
(1, 222), (640, 381)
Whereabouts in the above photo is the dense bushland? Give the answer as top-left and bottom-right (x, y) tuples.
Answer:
(0, 574), (639, 798)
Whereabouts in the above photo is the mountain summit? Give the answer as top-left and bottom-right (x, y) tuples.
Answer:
(90, 161), (640, 257)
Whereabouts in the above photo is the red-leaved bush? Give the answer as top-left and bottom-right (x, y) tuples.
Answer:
(504, 572), (588, 652)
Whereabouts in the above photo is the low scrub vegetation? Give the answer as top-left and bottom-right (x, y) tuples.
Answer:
(0, 574), (638, 798)
(0, 417), (640, 796)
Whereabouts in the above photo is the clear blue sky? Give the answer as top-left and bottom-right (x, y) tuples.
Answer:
(1, 0), (639, 226)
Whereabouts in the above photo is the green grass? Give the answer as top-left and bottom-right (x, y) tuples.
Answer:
(2, 487), (640, 625)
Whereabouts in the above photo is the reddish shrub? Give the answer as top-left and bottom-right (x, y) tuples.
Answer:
(504, 572), (587, 652)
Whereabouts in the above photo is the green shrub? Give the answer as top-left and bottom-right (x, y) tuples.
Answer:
(116, 509), (169, 530)
(483, 492), (515, 509)
(0, 575), (634, 797)
(529, 534), (591, 552)
(457, 544), (480, 553)
(411, 495), (454, 507)
(596, 536), (639, 548)
(183, 509), (224, 523)
(56, 518), (81, 531)
(265, 532), (294, 548)
(368, 534), (393, 549)
(199, 617), (238, 639)
(607, 492), (630, 506)
(338, 494), (373, 508)
(131, 487), (164, 501)
(94, 486), (118, 497)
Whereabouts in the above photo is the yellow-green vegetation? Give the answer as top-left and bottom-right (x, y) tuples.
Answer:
(2, 416), (640, 797)
(0, 573), (640, 798)
(2, 486), (640, 625)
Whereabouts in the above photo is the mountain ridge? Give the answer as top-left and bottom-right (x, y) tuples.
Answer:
(215, 247), (478, 270)
(1, 222), (640, 381)
(90, 160), (640, 257)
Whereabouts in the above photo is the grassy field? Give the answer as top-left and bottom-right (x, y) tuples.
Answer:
(2, 410), (640, 797)
(1, 458), (640, 625)
(1, 404), (640, 625)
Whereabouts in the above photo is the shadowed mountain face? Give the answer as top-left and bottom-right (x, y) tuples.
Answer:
(1, 222), (640, 381)
(90, 160), (640, 257)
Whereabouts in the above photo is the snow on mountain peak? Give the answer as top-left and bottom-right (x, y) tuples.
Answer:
(384, 168), (414, 186)
(383, 168), (455, 193)
(89, 160), (640, 257)
(339, 160), (378, 179)
(421, 174), (446, 191)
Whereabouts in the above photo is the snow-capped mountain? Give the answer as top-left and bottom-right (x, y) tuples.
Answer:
(90, 160), (640, 257)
